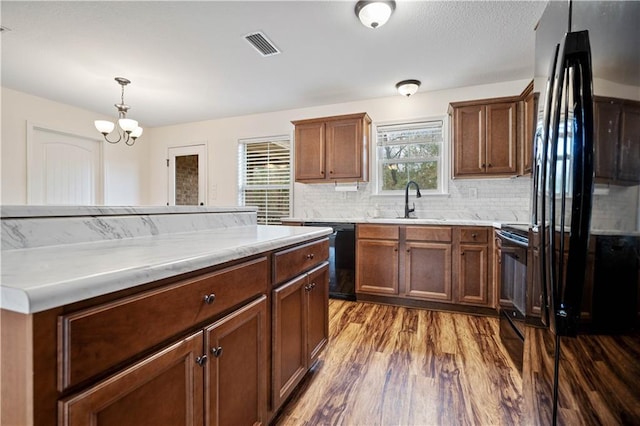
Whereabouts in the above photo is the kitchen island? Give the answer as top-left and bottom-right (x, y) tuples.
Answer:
(1, 206), (332, 425)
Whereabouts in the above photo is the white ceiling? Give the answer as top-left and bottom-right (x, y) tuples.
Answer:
(1, 1), (547, 127)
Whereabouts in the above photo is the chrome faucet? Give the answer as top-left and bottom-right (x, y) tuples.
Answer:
(404, 180), (422, 218)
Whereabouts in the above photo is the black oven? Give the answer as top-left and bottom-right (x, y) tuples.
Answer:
(497, 226), (529, 372)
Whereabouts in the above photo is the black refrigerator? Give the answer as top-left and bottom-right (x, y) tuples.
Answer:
(525, 1), (640, 425)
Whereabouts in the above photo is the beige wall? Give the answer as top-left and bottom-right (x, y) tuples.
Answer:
(1, 79), (531, 209)
(1, 87), (150, 205)
(147, 79), (532, 208)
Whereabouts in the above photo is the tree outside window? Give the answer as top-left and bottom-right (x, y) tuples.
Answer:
(377, 120), (445, 194)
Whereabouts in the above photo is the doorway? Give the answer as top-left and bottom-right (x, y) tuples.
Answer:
(27, 123), (104, 205)
(167, 144), (207, 206)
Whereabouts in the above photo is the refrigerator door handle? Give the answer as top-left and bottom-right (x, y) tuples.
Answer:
(548, 30), (595, 337)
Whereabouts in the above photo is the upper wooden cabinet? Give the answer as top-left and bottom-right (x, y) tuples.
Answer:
(292, 113), (371, 183)
(450, 97), (519, 177)
(520, 82), (539, 175)
(594, 96), (640, 185)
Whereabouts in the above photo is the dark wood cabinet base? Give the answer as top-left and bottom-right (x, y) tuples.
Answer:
(356, 293), (498, 317)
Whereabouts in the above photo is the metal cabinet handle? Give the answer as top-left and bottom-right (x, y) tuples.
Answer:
(306, 253), (315, 259)
(203, 294), (216, 304)
(471, 233), (477, 238)
(211, 346), (223, 358)
(461, 251), (465, 256)
(310, 282), (316, 289)
(488, 163), (493, 168)
(196, 355), (208, 366)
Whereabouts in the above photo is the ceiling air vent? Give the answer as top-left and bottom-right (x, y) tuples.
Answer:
(244, 31), (280, 57)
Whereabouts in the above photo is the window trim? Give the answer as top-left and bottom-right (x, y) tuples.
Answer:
(237, 135), (292, 224)
(373, 116), (449, 196)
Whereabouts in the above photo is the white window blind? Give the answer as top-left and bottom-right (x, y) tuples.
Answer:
(238, 137), (291, 225)
(376, 119), (446, 194)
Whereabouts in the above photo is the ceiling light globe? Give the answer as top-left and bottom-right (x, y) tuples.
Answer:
(118, 118), (139, 133)
(130, 126), (144, 139)
(396, 79), (421, 97)
(355, 1), (396, 29)
(94, 120), (115, 134)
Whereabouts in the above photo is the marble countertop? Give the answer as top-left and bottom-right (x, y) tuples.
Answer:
(1, 225), (332, 314)
(1, 205), (257, 218)
(284, 217), (516, 228)
(286, 217), (640, 236)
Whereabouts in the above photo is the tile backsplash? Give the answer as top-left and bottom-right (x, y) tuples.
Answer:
(293, 178), (639, 231)
(293, 177), (533, 223)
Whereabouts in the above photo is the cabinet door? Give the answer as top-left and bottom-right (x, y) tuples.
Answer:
(485, 101), (517, 174)
(617, 103), (640, 183)
(272, 275), (307, 409)
(205, 296), (267, 426)
(307, 263), (329, 365)
(457, 244), (489, 306)
(594, 98), (621, 181)
(59, 332), (204, 426)
(405, 242), (452, 301)
(325, 118), (362, 179)
(356, 239), (399, 295)
(295, 122), (325, 181)
(522, 93), (538, 175)
(453, 105), (485, 176)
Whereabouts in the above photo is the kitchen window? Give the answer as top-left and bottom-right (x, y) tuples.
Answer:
(238, 137), (291, 225)
(376, 119), (447, 195)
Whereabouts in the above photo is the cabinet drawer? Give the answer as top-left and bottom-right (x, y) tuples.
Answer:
(406, 226), (452, 242)
(273, 238), (329, 285)
(59, 257), (268, 391)
(357, 224), (399, 240)
(460, 227), (489, 244)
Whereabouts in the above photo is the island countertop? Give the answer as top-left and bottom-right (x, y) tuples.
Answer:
(1, 224), (332, 314)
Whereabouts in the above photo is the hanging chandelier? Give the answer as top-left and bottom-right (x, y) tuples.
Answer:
(94, 77), (143, 146)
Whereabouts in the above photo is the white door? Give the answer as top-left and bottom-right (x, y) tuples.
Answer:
(168, 144), (207, 206)
(27, 124), (103, 205)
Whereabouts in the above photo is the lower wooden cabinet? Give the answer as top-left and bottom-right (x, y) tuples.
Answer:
(356, 224), (495, 311)
(356, 239), (399, 295)
(2, 238), (332, 426)
(272, 262), (329, 410)
(59, 332), (204, 426)
(205, 296), (267, 426)
(59, 296), (268, 426)
(404, 227), (453, 302)
(456, 228), (490, 306)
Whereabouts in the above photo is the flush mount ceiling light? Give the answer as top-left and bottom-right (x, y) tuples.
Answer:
(94, 77), (143, 146)
(355, 0), (396, 29)
(396, 79), (421, 97)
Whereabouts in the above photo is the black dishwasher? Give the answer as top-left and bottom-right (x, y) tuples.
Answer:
(304, 222), (356, 300)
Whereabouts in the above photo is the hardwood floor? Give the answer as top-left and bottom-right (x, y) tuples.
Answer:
(273, 300), (521, 425)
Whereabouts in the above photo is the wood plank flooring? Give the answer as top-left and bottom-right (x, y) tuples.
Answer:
(273, 300), (522, 425)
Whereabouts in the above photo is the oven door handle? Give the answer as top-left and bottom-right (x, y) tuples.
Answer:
(497, 231), (529, 248)
(501, 245), (528, 260)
